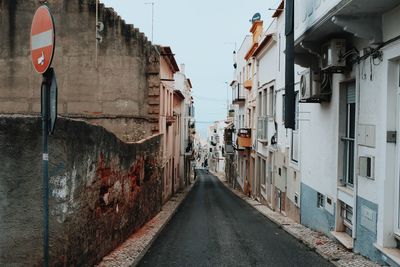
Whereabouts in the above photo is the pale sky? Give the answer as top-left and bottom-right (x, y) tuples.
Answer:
(101, 0), (281, 137)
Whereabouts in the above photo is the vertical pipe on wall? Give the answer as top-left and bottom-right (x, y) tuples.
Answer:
(285, 0), (295, 129)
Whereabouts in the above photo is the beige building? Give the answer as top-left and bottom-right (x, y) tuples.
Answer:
(159, 46), (180, 203)
(173, 90), (185, 191)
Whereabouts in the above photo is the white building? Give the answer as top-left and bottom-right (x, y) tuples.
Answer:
(230, 35), (252, 191)
(174, 64), (195, 186)
(251, 3), (302, 222)
(207, 121), (225, 174)
(294, 0), (400, 265)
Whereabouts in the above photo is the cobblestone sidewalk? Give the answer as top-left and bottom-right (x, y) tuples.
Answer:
(211, 171), (381, 267)
(96, 183), (195, 267)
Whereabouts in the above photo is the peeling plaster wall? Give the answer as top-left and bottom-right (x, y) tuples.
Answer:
(0, 117), (162, 266)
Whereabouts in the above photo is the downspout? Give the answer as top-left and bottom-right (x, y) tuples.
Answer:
(285, 0), (295, 130)
(353, 62), (361, 240)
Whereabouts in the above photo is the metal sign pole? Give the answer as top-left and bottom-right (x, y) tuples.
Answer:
(31, 5), (56, 266)
(41, 72), (50, 267)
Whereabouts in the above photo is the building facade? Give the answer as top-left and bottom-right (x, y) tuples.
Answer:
(230, 35), (252, 192)
(294, 0), (400, 265)
(208, 121), (226, 174)
(174, 64), (196, 186)
(0, 1), (196, 265)
(251, 3), (301, 222)
(225, 0), (400, 264)
(159, 46), (180, 203)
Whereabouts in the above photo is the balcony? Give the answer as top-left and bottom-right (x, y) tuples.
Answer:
(237, 128), (252, 148)
(244, 79), (252, 90)
(232, 84), (245, 105)
(257, 117), (268, 144)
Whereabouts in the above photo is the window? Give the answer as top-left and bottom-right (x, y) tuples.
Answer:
(340, 202), (353, 236)
(342, 83), (355, 186)
(260, 158), (266, 186)
(341, 203), (353, 224)
(317, 192), (324, 208)
(262, 89), (268, 117)
(268, 86), (274, 117)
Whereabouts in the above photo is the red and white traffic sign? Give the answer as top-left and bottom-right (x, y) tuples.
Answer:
(30, 5), (55, 74)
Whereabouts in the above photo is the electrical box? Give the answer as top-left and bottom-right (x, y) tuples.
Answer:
(365, 125), (376, 147)
(359, 156), (374, 179)
(357, 125), (366, 145)
(321, 39), (346, 70)
(358, 124), (376, 148)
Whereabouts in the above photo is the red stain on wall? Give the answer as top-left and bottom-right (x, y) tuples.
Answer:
(95, 154), (149, 213)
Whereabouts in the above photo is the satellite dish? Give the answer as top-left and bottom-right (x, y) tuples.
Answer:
(252, 13), (261, 23)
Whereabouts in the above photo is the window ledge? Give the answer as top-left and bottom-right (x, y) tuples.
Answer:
(337, 186), (354, 196)
(331, 231), (353, 249)
(374, 243), (400, 266)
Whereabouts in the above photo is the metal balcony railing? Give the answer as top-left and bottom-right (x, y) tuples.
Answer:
(232, 84), (245, 104)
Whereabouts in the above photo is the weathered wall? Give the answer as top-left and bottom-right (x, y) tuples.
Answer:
(0, 116), (162, 266)
(300, 183), (335, 237)
(0, 0), (161, 142)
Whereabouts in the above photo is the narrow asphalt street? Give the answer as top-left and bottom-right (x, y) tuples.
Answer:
(138, 170), (333, 267)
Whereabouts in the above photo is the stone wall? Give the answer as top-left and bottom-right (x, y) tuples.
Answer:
(0, 116), (162, 266)
(0, 0), (161, 142)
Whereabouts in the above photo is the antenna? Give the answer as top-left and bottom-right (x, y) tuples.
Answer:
(145, 2), (155, 42)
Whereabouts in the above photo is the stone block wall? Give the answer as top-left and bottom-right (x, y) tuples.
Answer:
(0, 116), (162, 266)
(0, 0), (161, 142)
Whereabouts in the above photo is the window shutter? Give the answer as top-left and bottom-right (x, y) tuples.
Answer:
(347, 84), (356, 104)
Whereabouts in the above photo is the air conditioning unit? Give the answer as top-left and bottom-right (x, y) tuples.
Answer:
(300, 68), (321, 101)
(321, 39), (346, 70)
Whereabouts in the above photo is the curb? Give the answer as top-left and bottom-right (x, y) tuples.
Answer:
(210, 171), (380, 267)
(97, 181), (196, 267)
(130, 183), (195, 267)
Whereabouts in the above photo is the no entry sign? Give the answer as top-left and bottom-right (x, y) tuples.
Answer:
(30, 5), (55, 74)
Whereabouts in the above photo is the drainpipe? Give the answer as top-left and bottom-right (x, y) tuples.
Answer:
(353, 63), (361, 240)
(285, 0), (295, 129)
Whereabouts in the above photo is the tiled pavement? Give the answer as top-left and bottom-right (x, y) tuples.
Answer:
(211, 171), (382, 267)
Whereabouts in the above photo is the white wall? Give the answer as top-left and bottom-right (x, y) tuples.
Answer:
(294, 0), (343, 42)
(299, 74), (342, 199)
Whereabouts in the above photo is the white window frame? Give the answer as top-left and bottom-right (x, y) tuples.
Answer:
(395, 64), (400, 236)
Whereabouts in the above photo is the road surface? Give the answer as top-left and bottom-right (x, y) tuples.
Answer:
(138, 169), (333, 267)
